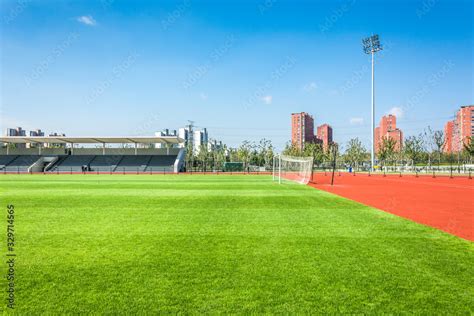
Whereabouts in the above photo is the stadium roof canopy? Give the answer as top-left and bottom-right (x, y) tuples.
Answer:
(0, 136), (183, 145)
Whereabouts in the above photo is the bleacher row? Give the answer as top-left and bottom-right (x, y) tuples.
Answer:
(0, 155), (178, 173)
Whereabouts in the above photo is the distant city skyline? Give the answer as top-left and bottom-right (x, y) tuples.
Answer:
(1, 0), (472, 151)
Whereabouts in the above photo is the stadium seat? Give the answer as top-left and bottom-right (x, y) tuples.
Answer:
(49, 155), (96, 172)
(89, 155), (123, 172)
(4, 155), (41, 172)
(114, 155), (153, 172)
(145, 155), (176, 172)
(2, 154), (178, 173)
(0, 155), (18, 170)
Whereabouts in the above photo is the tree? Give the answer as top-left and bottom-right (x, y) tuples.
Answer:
(282, 142), (301, 157)
(423, 126), (446, 166)
(377, 136), (396, 168)
(195, 144), (211, 171)
(325, 142), (339, 163)
(433, 130), (445, 165)
(228, 147), (239, 162)
(237, 140), (254, 170)
(463, 136), (474, 163)
(344, 138), (367, 171)
(304, 142), (325, 163)
(404, 134), (425, 167)
(257, 139), (274, 169)
(299, 142), (324, 170)
(185, 141), (194, 171)
(423, 126), (436, 166)
(208, 145), (223, 171)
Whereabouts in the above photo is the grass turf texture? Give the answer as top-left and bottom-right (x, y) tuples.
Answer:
(0, 175), (473, 314)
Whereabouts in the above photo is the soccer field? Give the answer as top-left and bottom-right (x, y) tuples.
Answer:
(1, 174), (473, 314)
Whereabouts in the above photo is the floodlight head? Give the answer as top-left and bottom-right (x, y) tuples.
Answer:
(371, 35), (381, 50)
(362, 34), (383, 54)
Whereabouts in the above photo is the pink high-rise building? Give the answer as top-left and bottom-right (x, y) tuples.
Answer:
(375, 114), (403, 153)
(291, 113), (335, 152)
(291, 112), (314, 151)
(443, 121), (454, 153)
(444, 105), (474, 153)
(316, 124), (333, 152)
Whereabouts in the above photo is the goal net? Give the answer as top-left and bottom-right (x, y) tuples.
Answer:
(273, 155), (314, 184)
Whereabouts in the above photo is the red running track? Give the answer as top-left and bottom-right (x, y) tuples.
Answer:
(309, 172), (474, 241)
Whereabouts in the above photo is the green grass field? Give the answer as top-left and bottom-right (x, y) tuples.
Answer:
(0, 174), (473, 314)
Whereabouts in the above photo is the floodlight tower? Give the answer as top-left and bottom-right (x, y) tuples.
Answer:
(362, 34), (383, 171)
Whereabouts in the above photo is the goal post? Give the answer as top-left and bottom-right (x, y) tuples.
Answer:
(273, 155), (314, 185)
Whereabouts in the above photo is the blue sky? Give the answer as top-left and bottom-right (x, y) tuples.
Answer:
(1, 0), (472, 150)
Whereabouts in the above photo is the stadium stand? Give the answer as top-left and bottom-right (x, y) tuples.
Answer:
(0, 136), (185, 173)
(49, 155), (96, 172)
(89, 155), (123, 172)
(45, 156), (67, 172)
(0, 155), (18, 170)
(4, 155), (41, 172)
(0, 154), (181, 173)
(145, 155), (177, 172)
(0, 153), (182, 173)
(115, 155), (153, 173)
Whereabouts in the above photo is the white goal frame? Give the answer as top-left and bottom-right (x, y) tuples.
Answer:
(273, 155), (314, 185)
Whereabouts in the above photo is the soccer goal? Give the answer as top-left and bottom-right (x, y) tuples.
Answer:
(273, 155), (314, 184)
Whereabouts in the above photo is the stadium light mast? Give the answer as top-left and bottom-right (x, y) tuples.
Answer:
(362, 34), (383, 172)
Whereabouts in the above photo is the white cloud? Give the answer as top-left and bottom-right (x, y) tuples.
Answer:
(199, 92), (208, 100)
(303, 81), (318, 92)
(261, 95), (272, 105)
(77, 15), (97, 26)
(387, 106), (404, 118)
(350, 117), (364, 125)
